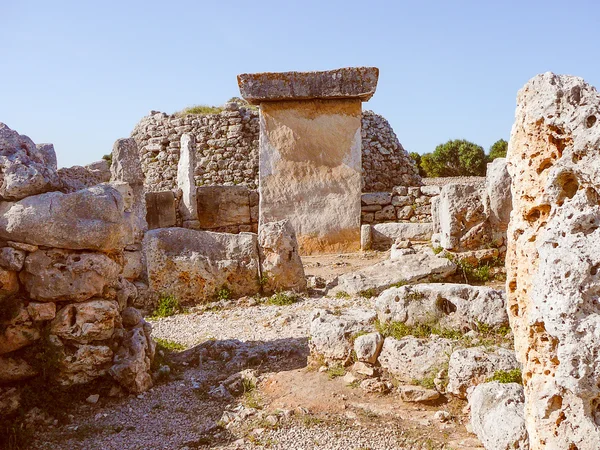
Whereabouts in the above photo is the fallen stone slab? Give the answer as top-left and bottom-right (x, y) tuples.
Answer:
(331, 252), (456, 296)
(143, 228), (261, 303)
(468, 382), (528, 450)
(371, 223), (433, 250)
(398, 384), (440, 403)
(237, 67), (379, 104)
(375, 283), (508, 331)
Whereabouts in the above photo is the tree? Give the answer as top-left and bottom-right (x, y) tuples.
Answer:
(488, 139), (508, 161)
(408, 152), (427, 177)
(419, 139), (487, 177)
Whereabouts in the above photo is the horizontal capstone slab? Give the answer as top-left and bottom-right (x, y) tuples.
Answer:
(237, 67), (379, 104)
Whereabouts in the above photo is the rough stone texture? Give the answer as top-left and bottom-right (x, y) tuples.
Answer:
(50, 300), (120, 344)
(0, 185), (132, 252)
(447, 346), (520, 399)
(145, 191), (177, 229)
(469, 382), (529, 450)
(0, 303), (40, 354)
(378, 336), (454, 382)
(197, 185), (251, 229)
(438, 183), (489, 251)
(0, 355), (37, 383)
(258, 220), (306, 293)
(143, 228), (261, 303)
(484, 157), (512, 232)
(51, 337), (114, 385)
(177, 133), (197, 221)
(237, 67), (379, 104)
(371, 223), (433, 249)
(131, 104), (420, 194)
(353, 332), (383, 364)
(398, 385), (440, 403)
(375, 283), (508, 331)
(57, 161), (111, 193)
(0, 268), (19, 299)
(506, 73), (600, 448)
(259, 99), (362, 254)
(0, 122), (59, 201)
(333, 251), (456, 296)
(0, 247), (26, 271)
(309, 308), (377, 361)
(20, 249), (121, 302)
(26, 302), (56, 321)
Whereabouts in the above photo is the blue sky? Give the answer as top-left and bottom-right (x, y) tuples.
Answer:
(2, 0), (599, 168)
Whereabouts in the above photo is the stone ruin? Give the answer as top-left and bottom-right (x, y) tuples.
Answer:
(3, 67), (600, 450)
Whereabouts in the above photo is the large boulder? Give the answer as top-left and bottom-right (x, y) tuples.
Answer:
(332, 250), (456, 296)
(468, 382), (528, 450)
(446, 346), (520, 399)
(58, 163), (111, 193)
(0, 302), (40, 354)
(19, 249), (121, 302)
(0, 185), (133, 251)
(507, 73), (600, 448)
(371, 223), (433, 249)
(50, 300), (120, 343)
(50, 336), (114, 385)
(143, 228), (261, 303)
(375, 283), (508, 331)
(309, 308), (377, 362)
(258, 220), (306, 294)
(0, 123), (59, 201)
(378, 336), (454, 383)
(484, 157), (512, 232)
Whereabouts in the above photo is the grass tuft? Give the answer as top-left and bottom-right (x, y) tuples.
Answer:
(487, 368), (522, 384)
(150, 295), (181, 319)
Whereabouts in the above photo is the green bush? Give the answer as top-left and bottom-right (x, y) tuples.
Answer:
(217, 286), (231, 301)
(266, 292), (299, 306)
(101, 153), (112, 168)
(150, 295), (181, 318)
(488, 139), (508, 161)
(178, 104), (223, 115)
(420, 139), (487, 177)
(408, 152), (427, 177)
(487, 368), (522, 384)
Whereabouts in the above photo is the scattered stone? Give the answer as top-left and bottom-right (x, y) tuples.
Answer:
(371, 223), (434, 250)
(342, 372), (359, 385)
(86, 394), (100, 404)
(434, 410), (451, 422)
(359, 378), (388, 394)
(352, 361), (376, 377)
(353, 332), (383, 364)
(398, 385), (440, 403)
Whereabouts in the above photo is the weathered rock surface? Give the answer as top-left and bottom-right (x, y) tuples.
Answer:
(0, 185), (132, 251)
(447, 346), (519, 399)
(0, 303), (40, 354)
(0, 355), (37, 383)
(51, 336), (114, 385)
(309, 308), (377, 361)
(196, 185), (251, 229)
(333, 251), (456, 296)
(258, 220), (306, 293)
(371, 223), (433, 250)
(20, 249), (121, 302)
(484, 157), (512, 232)
(50, 300), (120, 343)
(0, 247), (26, 271)
(0, 123), (59, 200)
(0, 268), (19, 299)
(143, 228), (261, 303)
(110, 138), (144, 185)
(506, 73), (600, 448)
(398, 384), (440, 403)
(177, 133), (197, 222)
(238, 67), (379, 104)
(353, 332), (383, 364)
(57, 162), (111, 193)
(26, 302), (56, 321)
(375, 283), (508, 331)
(469, 382), (528, 450)
(378, 336), (454, 382)
(0, 387), (21, 416)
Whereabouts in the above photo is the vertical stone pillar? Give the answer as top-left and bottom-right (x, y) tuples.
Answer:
(238, 67), (379, 254)
(110, 138), (147, 244)
(507, 73), (600, 449)
(177, 133), (198, 227)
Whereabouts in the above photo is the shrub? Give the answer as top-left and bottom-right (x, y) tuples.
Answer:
(326, 364), (345, 379)
(334, 291), (350, 299)
(358, 288), (378, 299)
(409, 152), (427, 177)
(487, 368), (522, 384)
(154, 338), (185, 352)
(217, 286), (231, 301)
(488, 139), (508, 161)
(101, 153), (112, 168)
(150, 295), (181, 318)
(420, 139), (487, 177)
(266, 292), (298, 306)
(178, 104), (223, 116)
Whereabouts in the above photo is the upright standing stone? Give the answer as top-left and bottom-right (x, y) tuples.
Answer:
(238, 67), (379, 254)
(507, 72), (600, 449)
(177, 133), (198, 227)
(111, 138), (147, 244)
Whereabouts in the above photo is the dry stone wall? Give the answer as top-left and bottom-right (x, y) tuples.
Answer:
(361, 185), (439, 225)
(130, 105), (420, 193)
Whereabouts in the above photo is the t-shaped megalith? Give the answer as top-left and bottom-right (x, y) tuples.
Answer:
(238, 67), (379, 254)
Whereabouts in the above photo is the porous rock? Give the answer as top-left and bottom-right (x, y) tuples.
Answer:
(110, 320), (155, 393)
(50, 300), (120, 344)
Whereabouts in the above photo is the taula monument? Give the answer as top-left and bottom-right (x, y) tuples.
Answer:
(238, 67), (379, 254)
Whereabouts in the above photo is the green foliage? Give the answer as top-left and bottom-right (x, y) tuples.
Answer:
(408, 152), (427, 177)
(154, 338), (185, 352)
(432, 245), (444, 255)
(390, 280), (408, 288)
(326, 364), (346, 379)
(217, 286), (231, 301)
(487, 368), (522, 384)
(412, 374), (436, 390)
(258, 273), (270, 287)
(178, 104), (224, 115)
(358, 288), (378, 299)
(150, 295), (181, 318)
(101, 153), (112, 168)
(375, 319), (464, 341)
(334, 291), (350, 299)
(266, 292), (298, 306)
(419, 139), (487, 177)
(350, 330), (369, 344)
(488, 139), (508, 161)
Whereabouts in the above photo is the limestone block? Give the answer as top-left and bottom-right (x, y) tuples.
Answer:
(375, 283), (508, 331)
(110, 138), (144, 185)
(145, 191), (177, 229)
(0, 303), (39, 354)
(420, 185), (441, 196)
(398, 385), (440, 403)
(468, 382), (528, 450)
(506, 73), (600, 448)
(196, 185), (251, 229)
(238, 67), (379, 104)
(20, 249), (121, 302)
(26, 302), (56, 321)
(110, 320), (155, 393)
(371, 223), (433, 249)
(123, 250), (143, 280)
(177, 133), (197, 221)
(51, 300), (120, 343)
(0, 247), (25, 271)
(258, 220), (306, 293)
(0, 122), (60, 200)
(374, 205), (396, 221)
(484, 157), (512, 231)
(143, 228), (260, 303)
(259, 99), (363, 254)
(58, 165), (111, 193)
(361, 192), (391, 205)
(0, 355), (37, 383)
(378, 336), (454, 382)
(0, 185), (132, 252)
(0, 268), (18, 299)
(52, 337), (114, 385)
(447, 346), (520, 399)
(309, 308), (377, 361)
(353, 332), (383, 364)
(360, 224), (372, 251)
